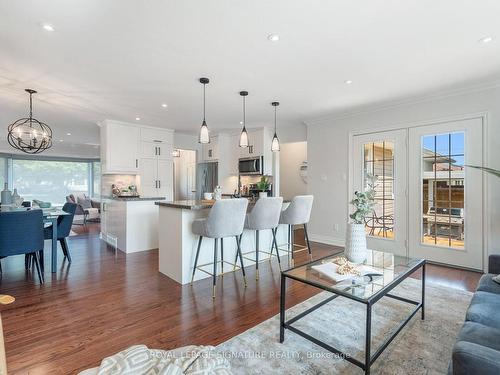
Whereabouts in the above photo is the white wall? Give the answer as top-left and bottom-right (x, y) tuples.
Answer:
(306, 85), (500, 264)
(279, 142), (307, 200)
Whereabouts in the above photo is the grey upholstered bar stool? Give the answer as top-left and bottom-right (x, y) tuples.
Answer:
(235, 197), (284, 279)
(279, 195), (314, 261)
(191, 198), (249, 298)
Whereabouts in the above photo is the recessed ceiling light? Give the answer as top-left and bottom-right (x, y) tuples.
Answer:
(345, 80), (353, 85)
(161, 103), (168, 108)
(479, 36), (493, 44)
(135, 117), (141, 121)
(66, 133), (71, 136)
(239, 121), (243, 125)
(59, 139), (64, 142)
(268, 34), (280, 42)
(42, 23), (55, 32)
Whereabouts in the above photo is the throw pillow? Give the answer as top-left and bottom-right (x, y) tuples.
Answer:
(493, 274), (500, 285)
(77, 195), (92, 209)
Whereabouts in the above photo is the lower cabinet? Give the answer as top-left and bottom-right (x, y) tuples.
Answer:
(100, 199), (160, 253)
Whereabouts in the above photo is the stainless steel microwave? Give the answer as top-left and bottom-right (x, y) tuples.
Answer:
(238, 156), (263, 175)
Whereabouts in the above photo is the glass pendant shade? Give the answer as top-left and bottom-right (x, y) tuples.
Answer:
(239, 127), (249, 147)
(271, 133), (280, 152)
(199, 120), (210, 144)
(198, 78), (210, 144)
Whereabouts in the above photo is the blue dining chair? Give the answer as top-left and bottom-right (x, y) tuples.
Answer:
(44, 202), (77, 263)
(0, 210), (45, 283)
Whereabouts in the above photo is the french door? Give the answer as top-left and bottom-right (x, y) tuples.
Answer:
(352, 117), (484, 270)
(408, 118), (483, 270)
(352, 130), (408, 256)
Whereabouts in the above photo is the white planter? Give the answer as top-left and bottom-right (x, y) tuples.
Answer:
(345, 223), (367, 263)
(259, 192), (268, 198)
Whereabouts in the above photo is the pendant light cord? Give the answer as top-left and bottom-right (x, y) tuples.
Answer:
(243, 95), (246, 128)
(203, 83), (206, 121)
(274, 105), (277, 133)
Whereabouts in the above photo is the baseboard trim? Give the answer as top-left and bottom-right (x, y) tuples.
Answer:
(309, 234), (345, 247)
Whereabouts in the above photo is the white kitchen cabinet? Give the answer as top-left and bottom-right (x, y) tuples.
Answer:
(200, 136), (218, 162)
(139, 156), (173, 198)
(157, 159), (174, 200)
(100, 120), (140, 174)
(140, 141), (173, 160)
(139, 158), (158, 197)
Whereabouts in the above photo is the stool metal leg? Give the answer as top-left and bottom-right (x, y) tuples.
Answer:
(304, 223), (312, 256)
(291, 225), (295, 260)
(221, 238), (224, 277)
(272, 228), (281, 268)
(212, 238), (218, 298)
(235, 235), (247, 287)
(255, 230), (260, 280)
(191, 236), (203, 284)
(233, 233), (243, 270)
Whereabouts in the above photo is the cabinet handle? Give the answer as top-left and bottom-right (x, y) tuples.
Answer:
(155, 147), (157, 156)
(136, 159), (138, 168)
(153, 140), (162, 143)
(158, 147), (161, 156)
(158, 180), (161, 189)
(249, 145), (253, 154)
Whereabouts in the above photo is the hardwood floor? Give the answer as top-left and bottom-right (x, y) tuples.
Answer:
(0, 227), (482, 374)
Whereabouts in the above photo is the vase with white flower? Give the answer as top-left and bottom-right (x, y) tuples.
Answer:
(345, 174), (377, 263)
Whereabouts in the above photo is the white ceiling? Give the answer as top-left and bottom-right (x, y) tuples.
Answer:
(1, 0), (500, 148)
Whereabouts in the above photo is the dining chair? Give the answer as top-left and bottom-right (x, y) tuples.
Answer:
(44, 202), (77, 263)
(0, 210), (45, 283)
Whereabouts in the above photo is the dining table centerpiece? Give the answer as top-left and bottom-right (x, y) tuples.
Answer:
(345, 174), (377, 263)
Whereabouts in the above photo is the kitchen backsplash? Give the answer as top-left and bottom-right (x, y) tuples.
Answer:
(101, 174), (138, 197)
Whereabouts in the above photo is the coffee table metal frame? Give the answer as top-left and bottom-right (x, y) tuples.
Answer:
(279, 254), (426, 375)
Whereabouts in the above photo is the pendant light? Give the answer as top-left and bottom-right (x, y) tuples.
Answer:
(271, 101), (280, 152)
(7, 89), (53, 154)
(239, 91), (249, 147)
(198, 78), (210, 144)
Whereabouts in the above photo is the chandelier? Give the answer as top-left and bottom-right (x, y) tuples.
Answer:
(7, 89), (53, 154)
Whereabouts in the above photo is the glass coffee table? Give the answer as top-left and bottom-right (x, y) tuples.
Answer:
(279, 250), (426, 375)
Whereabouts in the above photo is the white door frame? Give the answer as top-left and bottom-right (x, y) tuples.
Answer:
(348, 112), (488, 271)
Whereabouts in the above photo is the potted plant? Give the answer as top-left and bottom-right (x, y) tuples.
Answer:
(256, 176), (270, 198)
(346, 174), (377, 263)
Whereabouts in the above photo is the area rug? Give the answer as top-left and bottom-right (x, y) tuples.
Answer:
(216, 278), (472, 374)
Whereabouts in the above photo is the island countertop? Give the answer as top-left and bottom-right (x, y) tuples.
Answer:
(155, 198), (290, 210)
(102, 195), (166, 201)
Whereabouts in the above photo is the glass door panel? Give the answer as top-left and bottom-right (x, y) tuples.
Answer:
(352, 130), (407, 256)
(409, 118), (483, 270)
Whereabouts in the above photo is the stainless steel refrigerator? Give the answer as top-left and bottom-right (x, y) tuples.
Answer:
(196, 162), (218, 199)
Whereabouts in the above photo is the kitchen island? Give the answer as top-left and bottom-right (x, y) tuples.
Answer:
(155, 199), (289, 284)
(101, 196), (165, 253)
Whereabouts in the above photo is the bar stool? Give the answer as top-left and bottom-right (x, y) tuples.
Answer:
(278, 195), (314, 261)
(191, 198), (249, 298)
(235, 197), (284, 279)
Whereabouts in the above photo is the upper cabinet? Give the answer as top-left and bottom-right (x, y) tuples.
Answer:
(200, 136), (218, 162)
(100, 120), (174, 174)
(100, 120), (140, 174)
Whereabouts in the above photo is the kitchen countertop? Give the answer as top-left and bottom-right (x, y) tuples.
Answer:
(102, 195), (166, 201)
(155, 198), (290, 210)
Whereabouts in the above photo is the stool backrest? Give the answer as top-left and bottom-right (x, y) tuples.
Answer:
(246, 197), (283, 230)
(280, 195), (314, 225)
(206, 198), (249, 238)
(0, 210), (44, 257)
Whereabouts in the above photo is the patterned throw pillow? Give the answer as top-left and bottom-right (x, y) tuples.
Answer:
(77, 195), (92, 209)
(493, 274), (500, 285)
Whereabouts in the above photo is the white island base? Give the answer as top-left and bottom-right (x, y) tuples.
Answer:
(157, 201), (288, 285)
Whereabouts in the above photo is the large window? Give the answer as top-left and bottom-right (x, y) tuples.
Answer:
(1, 154), (100, 205)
